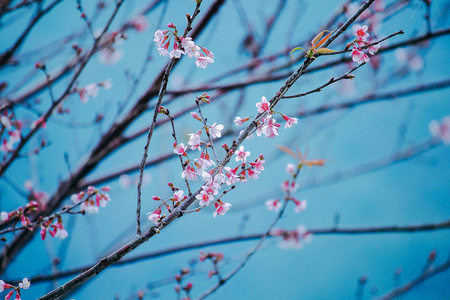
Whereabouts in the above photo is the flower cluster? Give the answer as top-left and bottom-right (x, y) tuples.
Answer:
(0, 278), (30, 300)
(234, 96), (298, 139)
(154, 23), (214, 68)
(271, 225), (312, 250)
(0, 110), (22, 153)
(429, 116), (450, 144)
(40, 215), (68, 240)
(71, 185), (111, 214)
(0, 201), (39, 230)
(349, 25), (380, 64)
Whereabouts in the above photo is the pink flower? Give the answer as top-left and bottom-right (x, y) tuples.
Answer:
(147, 207), (162, 225)
(213, 201), (232, 217)
(224, 166), (239, 185)
(261, 115), (280, 138)
(81, 200), (99, 214)
(196, 191), (213, 207)
(196, 152), (215, 169)
(78, 83), (100, 103)
(265, 199), (282, 212)
(209, 123), (224, 138)
(234, 116), (250, 126)
(1, 115), (11, 128)
(195, 55), (214, 68)
(173, 143), (188, 156)
(1, 139), (12, 152)
(181, 165), (198, 181)
(171, 190), (186, 203)
(256, 96), (270, 113)
(191, 112), (202, 121)
(350, 47), (370, 64)
(200, 47), (214, 58)
(291, 198), (307, 213)
(235, 145), (250, 163)
(368, 43), (380, 55)
(169, 43), (186, 59)
(8, 129), (21, 144)
(0, 280), (6, 292)
(281, 180), (299, 194)
(286, 163), (296, 175)
(250, 158), (265, 172)
(429, 117), (450, 144)
(132, 15), (148, 32)
(31, 116), (46, 129)
(282, 115), (298, 129)
(355, 25), (369, 41)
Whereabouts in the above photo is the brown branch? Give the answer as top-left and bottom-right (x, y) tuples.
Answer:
(135, 0), (202, 236)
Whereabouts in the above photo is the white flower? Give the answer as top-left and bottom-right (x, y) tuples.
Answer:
(195, 55), (214, 68)
(19, 278), (31, 289)
(209, 123), (224, 138)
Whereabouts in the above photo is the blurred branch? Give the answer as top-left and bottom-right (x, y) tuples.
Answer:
(0, 0), (64, 68)
(377, 257), (450, 300)
(10, 219), (450, 285)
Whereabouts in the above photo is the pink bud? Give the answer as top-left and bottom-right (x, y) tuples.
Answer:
(167, 22), (175, 28)
(183, 283), (193, 292)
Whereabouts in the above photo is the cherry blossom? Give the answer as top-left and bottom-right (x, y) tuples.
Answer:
(250, 157), (265, 172)
(261, 115), (280, 138)
(19, 278), (30, 289)
(213, 200), (232, 217)
(291, 198), (307, 213)
(1, 211), (9, 221)
(368, 43), (380, 55)
(429, 116), (450, 144)
(272, 225), (312, 250)
(265, 199), (282, 212)
(282, 115), (298, 129)
(234, 116), (250, 126)
(281, 180), (299, 194)
(235, 145), (250, 163)
(181, 165), (198, 181)
(195, 55), (214, 68)
(350, 47), (369, 64)
(98, 47), (123, 65)
(209, 123), (224, 138)
(169, 43), (186, 59)
(182, 37), (200, 58)
(147, 207), (162, 225)
(196, 152), (215, 169)
(54, 228), (69, 239)
(1, 139), (12, 152)
(188, 130), (202, 150)
(286, 163), (296, 175)
(171, 190), (186, 203)
(256, 96), (270, 113)
(30, 116), (46, 129)
(131, 15), (148, 32)
(355, 25), (369, 42)
(196, 191), (213, 207)
(173, 143), (188, 156)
